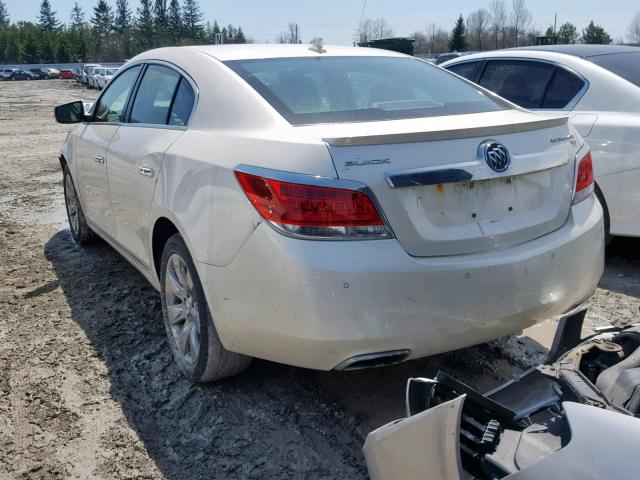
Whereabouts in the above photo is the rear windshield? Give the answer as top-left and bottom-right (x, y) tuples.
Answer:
(224, 56), (505, 125)
(588, 52), (640, 87)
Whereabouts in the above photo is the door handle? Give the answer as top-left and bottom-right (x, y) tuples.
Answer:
(93, 155), (105, 164)
(138, 167), (154, 177)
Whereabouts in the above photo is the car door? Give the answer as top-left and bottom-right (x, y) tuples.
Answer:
(75, 65), (142, 238)
(106, 63), (196, 267)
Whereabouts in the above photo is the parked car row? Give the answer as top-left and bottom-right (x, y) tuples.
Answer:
(76, 63), (120, 90)
(0, 67), (62, 80)
(0, 65), (122, 84)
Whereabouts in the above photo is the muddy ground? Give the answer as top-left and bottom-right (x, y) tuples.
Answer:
(0, 80), (639, 479)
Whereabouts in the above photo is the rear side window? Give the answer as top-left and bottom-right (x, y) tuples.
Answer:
(446, 62), (480, 81)
(168, 78), (195, 126)
(479, 60), (555, 108)
(130, 65), (181, 125)
(542, 67), (585, 108)
(224, 56), (504, 125)
(588, 52), (640, 88)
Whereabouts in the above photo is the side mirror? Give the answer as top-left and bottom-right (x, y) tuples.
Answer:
(54, 100), (86, 124)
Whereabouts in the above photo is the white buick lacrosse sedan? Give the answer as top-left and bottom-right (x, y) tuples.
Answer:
(55, 44), (604, 382)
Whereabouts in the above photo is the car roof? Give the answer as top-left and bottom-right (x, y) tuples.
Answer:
(145, 44), (407, 62)
(507, 44), (640, 58)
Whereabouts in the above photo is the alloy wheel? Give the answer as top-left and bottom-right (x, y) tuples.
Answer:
(164, 253), (200, 366)
(64, 174), (79, 236)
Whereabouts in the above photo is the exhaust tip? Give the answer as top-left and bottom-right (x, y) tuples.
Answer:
(334, 349), (411, 371)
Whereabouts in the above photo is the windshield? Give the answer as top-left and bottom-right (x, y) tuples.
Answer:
(224, 56), (505, 125)
(588, 52), (640, 87)
(106, 68), (118, 75)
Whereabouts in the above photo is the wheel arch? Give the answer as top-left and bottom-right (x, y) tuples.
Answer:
(151, 216), (180, 283)
(593, 182), (609, 226)
(593, 181), (612, 243)
(150, 213), (202, 281)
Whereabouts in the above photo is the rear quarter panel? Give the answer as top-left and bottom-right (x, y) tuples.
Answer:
(150, 129), (337, 268)
(587, 112), (640, 236)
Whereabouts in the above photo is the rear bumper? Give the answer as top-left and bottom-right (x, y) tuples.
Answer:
(197, 195), (604, 370)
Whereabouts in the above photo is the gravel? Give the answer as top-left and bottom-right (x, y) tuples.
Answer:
(1, 79), (638, 479)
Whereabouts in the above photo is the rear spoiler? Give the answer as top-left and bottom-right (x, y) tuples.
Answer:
(323, 116), (568, 147)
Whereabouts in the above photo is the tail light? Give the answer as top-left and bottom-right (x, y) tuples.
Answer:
(235, 170), (391, 239)
(572, 150), (594, 204)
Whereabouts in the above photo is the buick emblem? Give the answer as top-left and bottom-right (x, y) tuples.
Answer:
(481, 142), (511, 172)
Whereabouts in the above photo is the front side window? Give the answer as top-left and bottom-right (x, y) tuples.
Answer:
(588, 52), (640, 88)
(225, 56), (504, 125)
(93, 65), (142, 122)
(130, 65), (181, 125)
(478, 60), (555, 109)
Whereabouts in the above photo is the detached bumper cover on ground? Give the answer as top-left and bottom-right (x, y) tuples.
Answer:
(364, 311), (640, 480)
(198, 195), (604, 371)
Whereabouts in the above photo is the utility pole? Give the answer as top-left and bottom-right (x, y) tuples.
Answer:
(553, 13), (557, 35)
(358, 0), (367, 44)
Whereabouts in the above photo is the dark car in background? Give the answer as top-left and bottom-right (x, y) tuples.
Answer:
(434, 51), (477, 65)
(7, 70), (34, 80)
(28, 68), (49, 79)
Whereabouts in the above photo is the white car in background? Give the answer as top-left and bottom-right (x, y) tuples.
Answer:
(0, 68), (14, 80)
(80, 63), (100, 85)
(443, 45), (640, 240)
(54, 44), (603, 382)
(94, 67), (119, 89)
(45, 67), (60, 79)
(87, 66), (101, 89)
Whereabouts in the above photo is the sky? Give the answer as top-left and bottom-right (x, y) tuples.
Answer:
(3, 0), (639, 44)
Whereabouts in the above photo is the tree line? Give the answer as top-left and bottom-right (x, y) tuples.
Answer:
(1, 0), (638, 64)
(419, 0), (629, 54)
(0, 0), (248, 64)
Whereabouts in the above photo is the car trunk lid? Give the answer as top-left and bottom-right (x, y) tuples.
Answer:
(297, 110), (577, 257)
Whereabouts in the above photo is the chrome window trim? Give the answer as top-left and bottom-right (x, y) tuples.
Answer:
(123, 123), (187, 131)
(87, 59), (199, 128)
(233, 164), (396, 241)
(446, 56), (590, 111)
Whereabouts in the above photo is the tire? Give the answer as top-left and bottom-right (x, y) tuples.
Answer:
(160, 234), (251, 382)
(62, 164), (96, 244)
